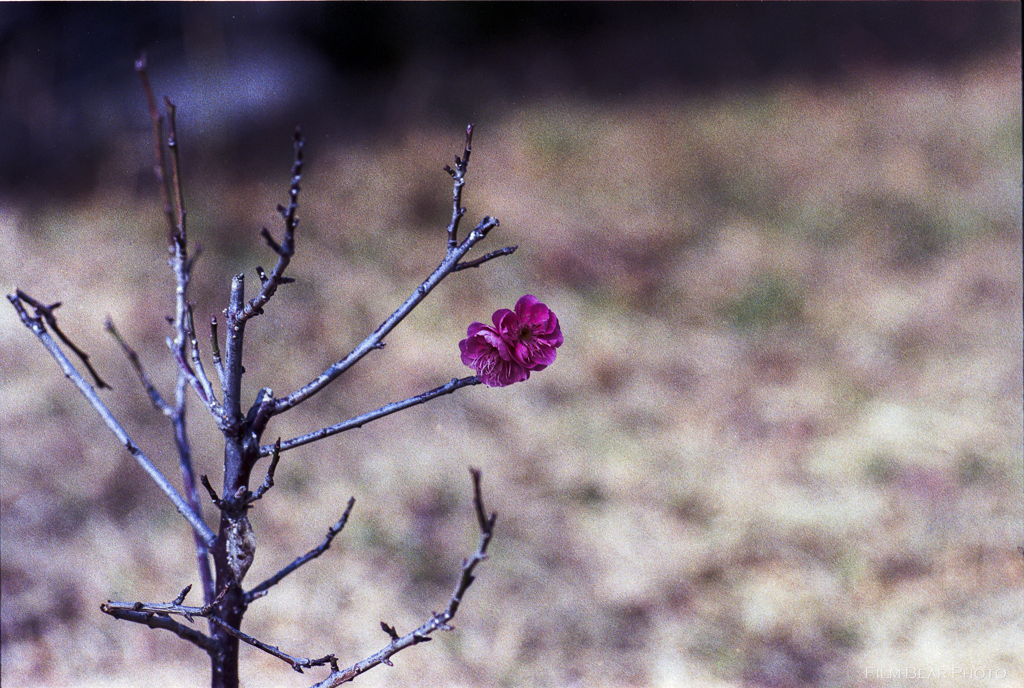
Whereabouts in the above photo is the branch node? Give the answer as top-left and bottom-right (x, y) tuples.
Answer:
(200, 475), (222, 508)
(173, 584), (192, 606)
(249, 438), (281, 502)
(380, 622), (399, 641)
(260, 227), (283, 254)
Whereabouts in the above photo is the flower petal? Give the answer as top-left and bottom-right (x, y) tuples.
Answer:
(461, 295), (562, 386)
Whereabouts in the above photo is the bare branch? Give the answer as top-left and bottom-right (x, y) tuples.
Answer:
(455, 467), (497, 620)
(102, 572), (343, 675)
(7, 291), (216, 547)
(171, 332), (223, 419)
(221, 272), (248, 427)
(260, 376), (481, 458)
(209, 315), (225, 388)
(136, 60), (213, 601)
(106, 316), (213, 599)
(135, 53), (175, 240)
(13, 290), (109, 389)
(105, 317), (174, 417)
(237, 127), (304, 324)
(164, 96), (187, 245)
(260, 227), (283, 254)
(249, 439), (282, 502)
(200, 474), (223, 508)
(245, 497), (356, 604)
(444, 123), (474, 248)
(207, 615), (337, 674)
(309, 470), (495, 687)
(261, 128), (500, 423)
(453, 245), (518, 271)
(183, 304), (221, 412)
(102, 597), (206, 623)
(176, 422), (214, 605)
(101, 602), (216, 654)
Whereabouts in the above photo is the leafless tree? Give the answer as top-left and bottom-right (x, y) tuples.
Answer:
(7, 56), (519, 688)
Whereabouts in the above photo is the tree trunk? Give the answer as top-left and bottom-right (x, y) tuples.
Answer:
(210, 515), (245, 688)
(208, 423), (258, 688)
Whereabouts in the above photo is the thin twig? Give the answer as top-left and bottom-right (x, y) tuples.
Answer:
(102, 579), (230, 629)
(105, 317), (174, 417)
(13, 290), (109, 389)
(164, 96), (187, 245)
(200, 474), (223, 508)
(135, 54), (175, 240)
(444, 123), (474, 248)
(184, 304), (221, 411)
(249, 439), (282, 502)
(245, 497), (356, 603)
(162, 94), (193, 402)
(209, 315), (225, 388)
(102, 598), (206, 622)
(206, 615), (336, 674)
(453, 245), (518, 271)
(259, 376), (481, 458)
(309, 469), (495, 687)
(259, 227), (282, 253)
(455, 468), (496, 619)
(100, 603), (216, 654)
(171, 337), (221, 416)
(138, 57), (213, 602)
(238, 127), (303, 324)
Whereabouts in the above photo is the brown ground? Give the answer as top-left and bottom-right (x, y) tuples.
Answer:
(2, 58), (1021, 687)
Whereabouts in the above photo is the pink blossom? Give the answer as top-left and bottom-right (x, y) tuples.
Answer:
(459, 295), (563, 387)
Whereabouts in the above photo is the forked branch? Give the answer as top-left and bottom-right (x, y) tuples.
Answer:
(309, 468), (495, 687)
(252, 127), (511, 430)
(240, 127), (304, 324)
(259, 215), (500, 427)
(100, 470), (492, 685)
(7, 290), (215, 547)
(11, 290), (109, 389)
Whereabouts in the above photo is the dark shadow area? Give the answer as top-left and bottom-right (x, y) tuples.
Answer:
(1, 3), (1020, 205)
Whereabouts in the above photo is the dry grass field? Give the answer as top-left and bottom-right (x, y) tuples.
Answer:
(2, 51), (1021, 688)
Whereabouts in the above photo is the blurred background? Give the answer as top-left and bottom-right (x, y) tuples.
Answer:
(1, 4), (1021, 687)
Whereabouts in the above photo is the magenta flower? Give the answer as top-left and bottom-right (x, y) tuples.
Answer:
(460, 295), (563, 387)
